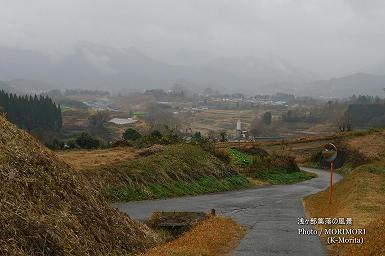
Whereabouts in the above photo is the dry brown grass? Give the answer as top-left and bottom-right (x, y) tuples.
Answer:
(0, 115), (157, 255)
(61, 109), (90, 130)
(304, 162), (385, 256)
(57, 147), (139, 170)
(143, 216), (245, 256)
(112, 94), (156, 112)
(216, 134), (341, 149)
(347, 130), (385, 161)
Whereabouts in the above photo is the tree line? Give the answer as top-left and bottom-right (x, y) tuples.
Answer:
(0, 90), (62, 131)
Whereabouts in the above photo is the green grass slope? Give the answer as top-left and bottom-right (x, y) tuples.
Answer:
(228, 148), (315, 184)
(81, 144), (250, 201)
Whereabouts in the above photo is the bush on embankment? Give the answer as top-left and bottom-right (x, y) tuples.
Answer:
(250, 154), (315, 184)
(228, 148), (314, 184)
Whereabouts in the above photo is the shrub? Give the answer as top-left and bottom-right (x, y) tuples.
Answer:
(131, 131), (181, 148)
(211, 148), (232, 164)
(88, 111), (110, 129)
(75, 132), (100, 149)
(308, 143), (368, 169)
(310, 150), (323, 163)
(138, 144), (164, 156)
(123, 128), (142, 141)
(219, 131), (228, 142)
(46, 139), (65, 150)
(228, 148), (253, 167)
(66, 139), (76, 149)
(151, 130), (162, 137)
(250, 154), (300, 178)
(238, 145), (268, 157)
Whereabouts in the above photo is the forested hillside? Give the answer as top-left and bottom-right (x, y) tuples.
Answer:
(346, 104), (385, 127)
(0, 90), (62, 131)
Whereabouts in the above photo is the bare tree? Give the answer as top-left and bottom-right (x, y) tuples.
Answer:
(88, 111), (110, 129)
(145, 103), (180, 133)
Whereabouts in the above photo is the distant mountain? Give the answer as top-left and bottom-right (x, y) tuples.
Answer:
(0, 42), (181, 91)
(5, 79), (53, 94)
(0, 42), (312, 94)
(190, 56), (313, 94)
(298, 73), (385, 98)
(0, 79), (53, 95)
(2, 43), (384, 98)
(363, 60), (385, 75)
(0, 80), (11, 92)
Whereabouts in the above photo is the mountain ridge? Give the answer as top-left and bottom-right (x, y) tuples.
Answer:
(1, 43), (385, 97)
(0, 42), (311, 94)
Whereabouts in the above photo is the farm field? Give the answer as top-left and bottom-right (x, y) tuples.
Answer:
(185, 109), (258, 136)
(58, 147), (139, 170)
(185, 108), (337, 139)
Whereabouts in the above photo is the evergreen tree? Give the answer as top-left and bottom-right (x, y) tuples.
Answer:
(262, 112), (272, 125)
(0, 90), (62, 131)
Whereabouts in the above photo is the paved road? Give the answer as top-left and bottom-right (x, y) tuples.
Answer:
(114, 168), (342, 256)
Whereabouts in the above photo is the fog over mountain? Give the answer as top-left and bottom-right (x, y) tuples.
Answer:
(0, 42), (313, 94)
(1, 42), (385, 97)
(1, 1), (385, 97)
(297, 73), (385, 98)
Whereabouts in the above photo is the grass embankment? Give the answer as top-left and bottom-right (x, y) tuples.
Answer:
(143, 216), (245, 256)
(304, 129), (385, 256)
(0, 116), (156, 256)
(78, 144), (250, 202)
(228, 147), (315, 184)
(104, 175), (248, 201)
(304, 164), (385, 256)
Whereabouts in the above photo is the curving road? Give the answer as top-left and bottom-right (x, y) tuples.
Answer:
(114, 168), (342, 256)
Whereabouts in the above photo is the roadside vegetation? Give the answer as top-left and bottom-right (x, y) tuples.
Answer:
(58, 132), (315, 203)
(228, 146), (315, 184)
(62, 139), (314, 202)
(304, 129), (385, 256)
(57, 147), (139, 170)
(143, 216), (245, 256)
(104, 175), (248, 201)
(0, 116), (157, 256)
(77, 144), (250, 202)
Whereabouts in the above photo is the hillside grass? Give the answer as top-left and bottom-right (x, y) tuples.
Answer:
(304, 163), (385, 256)
(103, 175), (248, 201)
(228, 148), (253, 167)
(80, 144), (251, 202)
(58, 147), (139, 170)
(303, 129), (385, 256)
(258, 167), (316, 184)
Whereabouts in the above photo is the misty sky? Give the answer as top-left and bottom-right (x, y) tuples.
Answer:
(1, 0), (385, 78)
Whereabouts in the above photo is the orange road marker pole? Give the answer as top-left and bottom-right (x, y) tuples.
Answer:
(329, 161), (334, 205)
